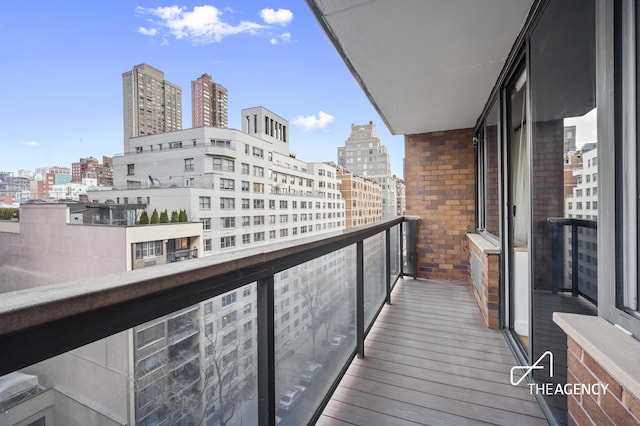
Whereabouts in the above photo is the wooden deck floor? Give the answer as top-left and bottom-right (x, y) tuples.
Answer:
(317, 278), (548, 426)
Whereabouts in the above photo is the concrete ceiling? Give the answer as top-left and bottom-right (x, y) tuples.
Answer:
(307, 0), (535, 135)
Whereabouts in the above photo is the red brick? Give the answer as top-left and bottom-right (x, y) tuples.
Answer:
(582, 393), (615, 426)
(600, 390), (638, 425)
(568, 337), (582, 360)
(582, 351), (623, 399)
(568, 393), (596, 426)
(623, 390), (640, 422)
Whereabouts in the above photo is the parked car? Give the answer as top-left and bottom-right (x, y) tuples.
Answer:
(330, 334), (346, 347)
(300, 363), (323, 384)
(277, 385), (305, 411)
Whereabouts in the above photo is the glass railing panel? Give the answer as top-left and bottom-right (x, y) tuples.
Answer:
(1, 284), (258, 426)
(274, 246), (356, 426)
(389, 224), (401, 284)
(363, 232), (387, 329)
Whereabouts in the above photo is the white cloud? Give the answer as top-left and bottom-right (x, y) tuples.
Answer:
(137, 27), (158, 36)
(135, 5), (267, 44)
(20, 141), (40, 147)
(260, 8), (293, 26)
(269, 32), (291, 45)
(291, 111), (335, 131)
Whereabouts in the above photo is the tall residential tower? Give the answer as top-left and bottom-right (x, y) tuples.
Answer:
(337, 122), (397, 218)
(191, 73), (228, 128)
(122, 64), (182, 150)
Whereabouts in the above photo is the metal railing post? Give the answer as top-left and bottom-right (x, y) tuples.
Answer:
(356, 240), (365, 359)
(257, 276), (275, 426)
(571, 224), (579, 296)
(550, 221), (560, 294)
(385, 228), (391, 305)
(399, 220), (405, 276)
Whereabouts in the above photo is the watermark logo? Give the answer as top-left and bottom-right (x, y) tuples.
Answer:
(510, 350), (609, 396)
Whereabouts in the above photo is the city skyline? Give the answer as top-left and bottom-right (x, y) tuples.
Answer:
(0, 1), (404, 177)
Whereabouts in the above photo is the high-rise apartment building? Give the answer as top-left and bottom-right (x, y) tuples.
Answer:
(122, 64), (182, 150)
(337, 168), (382, 228)
(191, 73), (228, 128)
(337, 122), (397, 218)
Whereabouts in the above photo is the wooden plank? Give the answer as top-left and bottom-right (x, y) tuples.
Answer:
(344, 363), (545, 417)
(330, 386), (495, 426)
(321, 399), (425, 426)
(320, 278), (548, 425)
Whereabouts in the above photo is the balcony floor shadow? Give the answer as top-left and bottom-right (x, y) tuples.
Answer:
(318, 278), (548, 425)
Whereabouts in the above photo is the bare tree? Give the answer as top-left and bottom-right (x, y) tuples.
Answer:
(133, 306), (248, 426)
(294, 269), (329, 360)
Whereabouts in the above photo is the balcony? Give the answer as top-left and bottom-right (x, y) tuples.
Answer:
(0, 217), (545, 425)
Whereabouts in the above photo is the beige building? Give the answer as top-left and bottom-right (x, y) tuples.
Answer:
(122, 64), (182, 150)
(337, 168), (382, 228)
(191, 73), (228, 128)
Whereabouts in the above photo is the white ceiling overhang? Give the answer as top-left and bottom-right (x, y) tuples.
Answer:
(307, 0), (535, 135)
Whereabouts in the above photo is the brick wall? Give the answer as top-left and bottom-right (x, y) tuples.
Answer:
(468, 240), (500, 329)
(567, 336), (640, 425)
(404, 129), (475, 281)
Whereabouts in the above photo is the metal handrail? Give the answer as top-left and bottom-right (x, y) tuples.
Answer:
(0, 216), (412, 426)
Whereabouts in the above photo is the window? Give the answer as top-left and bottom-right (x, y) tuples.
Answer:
(279, 214), (288, 223)
(135, 241), (163, 259)
(254, 232), (265, 242)
(184, 158), (194, 171)
(241, 163), (250, 174)
(201, 218), (211, 230)
(242, 198), (250, 209)
(205, 302), (213, 315)
(220, 178), (235, 190)
(280, 200), (288, 209)
(220, 217), (235, 228)
(136, 323), (165, 349)
(244, 321), (252, 332)
(269, 200), (276, 209)
(243, 303), (252, 315)
(199, 196), (211, 209)
(253, 147), (264, 158)
(127, 164), (135, 176)
(242, 234), (250, 244)
(220, 311), (237, 327)
(220, 198), (235, 209)
(213, 157), (235, 172)
(243, 287), (251, 297)
(253, 166), (264, 177)
(169, 141), (182, 149)
(242, 216), (250, 226)
(269, 230), (276, 239)
(253, 199), (264, 209)
(221, 292), (237, 307)
(280, 229), (288, 237)
(241, 181), (250, 192)
(253, 182), (264, 193)
(269, 215), (276, 224)
(253, 216), (265, 225)
(220, 236), (236, 248)
(204, 239), (212, 252)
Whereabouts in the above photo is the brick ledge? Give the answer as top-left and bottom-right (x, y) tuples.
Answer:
(554, 312), (640, 399)
(467, 233), (500, 255)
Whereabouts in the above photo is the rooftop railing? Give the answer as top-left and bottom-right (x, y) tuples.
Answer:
(0, 216), (416, 426)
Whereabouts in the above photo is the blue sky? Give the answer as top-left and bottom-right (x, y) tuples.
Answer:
(0, 1), (404, 177)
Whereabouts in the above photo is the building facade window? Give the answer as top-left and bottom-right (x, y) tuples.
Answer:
(184, 158), (194, 171)
(201, 218), (211, 230)
(135, 241), (163, 259)
(199, 196), (211, 209)
(127, 164), (135, 176)
(220, 197), (235, 209)
(213, 157), (235, 172)
(220, 236), (236, 248)
(220, 178), (235, 190)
